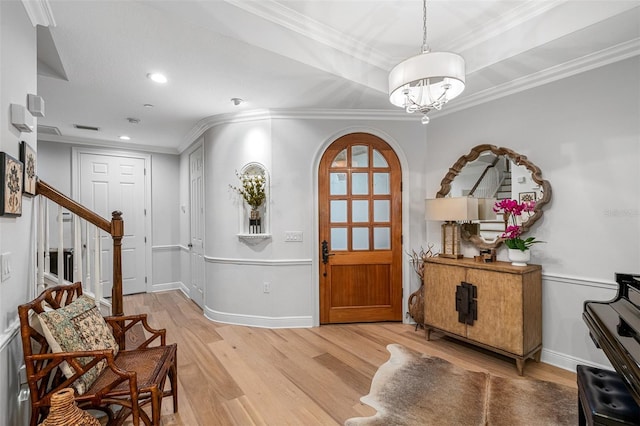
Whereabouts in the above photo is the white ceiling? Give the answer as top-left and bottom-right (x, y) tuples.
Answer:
(29, 0), (640, 154)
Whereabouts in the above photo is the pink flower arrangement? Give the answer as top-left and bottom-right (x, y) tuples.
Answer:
(493, 199), (543, 251)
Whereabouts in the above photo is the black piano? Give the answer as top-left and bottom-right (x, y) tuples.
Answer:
(583, 272), (640, 406)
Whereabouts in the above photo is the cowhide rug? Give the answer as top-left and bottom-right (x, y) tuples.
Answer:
(345, 344), (577, 426)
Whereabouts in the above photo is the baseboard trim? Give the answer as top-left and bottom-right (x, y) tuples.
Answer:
(205, 256), (312, 266)
(203, 307), (313, 329)
(150, 281), (186, 293)
(540, 347), (612, 372)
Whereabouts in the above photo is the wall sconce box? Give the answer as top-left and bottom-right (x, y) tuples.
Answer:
(10, 104), (34, 133)
(27, 94), (45, 117)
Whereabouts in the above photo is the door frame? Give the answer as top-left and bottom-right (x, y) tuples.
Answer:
(187, 140), (205, 308)
(71, 147), (152, 293)
(312, 127), (412, 326)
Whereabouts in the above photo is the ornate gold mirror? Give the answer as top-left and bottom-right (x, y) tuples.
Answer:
(436, 144), (552, 249)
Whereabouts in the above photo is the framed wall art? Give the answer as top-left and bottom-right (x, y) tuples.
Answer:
(0, 152), (23, 216)
(518, 191), (536, 203)
(20, 141), (36, 196)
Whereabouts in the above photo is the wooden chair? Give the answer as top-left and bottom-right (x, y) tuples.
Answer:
(18, 282), (178, 426)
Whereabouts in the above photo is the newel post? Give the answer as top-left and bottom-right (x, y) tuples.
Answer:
(111, 211), (124, 316)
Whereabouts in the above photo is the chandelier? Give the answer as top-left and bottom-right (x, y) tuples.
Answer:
(388, 0), (465, 124)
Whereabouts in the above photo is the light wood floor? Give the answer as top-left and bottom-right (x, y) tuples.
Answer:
(123, 290), (577, 425)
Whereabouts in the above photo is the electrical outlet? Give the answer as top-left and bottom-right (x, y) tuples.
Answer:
(263, 282), (271, 293)
(284, 231), (303, 242)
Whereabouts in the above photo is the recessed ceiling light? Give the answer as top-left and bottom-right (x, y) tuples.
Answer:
(147, 73), (167, 84)
(143, 104), (154, 108)
(231, 97), (244, 106)
(119, 135), (131, 141)
(127, 117), (140, 124)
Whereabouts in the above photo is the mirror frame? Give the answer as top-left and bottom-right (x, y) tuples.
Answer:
(436, 144), (552, 249)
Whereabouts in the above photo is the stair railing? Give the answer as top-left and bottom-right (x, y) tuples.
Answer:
(468, 156), (500, 198)
(35, 179), (124, 316)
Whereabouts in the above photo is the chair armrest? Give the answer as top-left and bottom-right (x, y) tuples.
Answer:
(26, 349), (136, 403)
(104, 314), (167, 349)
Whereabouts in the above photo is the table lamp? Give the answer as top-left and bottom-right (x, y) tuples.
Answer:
(425, 197), (478, 258)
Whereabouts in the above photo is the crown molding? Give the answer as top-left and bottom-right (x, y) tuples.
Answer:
(433, 38), (640, 120)
(178, 108), (413, 153)
(227, 0), (568, 71)
(225, 0), (390, 69)
(38, 133), (179, 155)
(21, 0), (56, 27)
(447, 1), (564, 53)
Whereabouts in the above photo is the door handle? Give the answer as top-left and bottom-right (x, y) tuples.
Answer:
(321, 240), (334, 264)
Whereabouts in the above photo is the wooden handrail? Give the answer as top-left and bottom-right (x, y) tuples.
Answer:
(36, 179), (124, 316)
(468, 156), (499, 197)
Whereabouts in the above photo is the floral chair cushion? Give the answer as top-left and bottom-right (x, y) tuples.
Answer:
(38, 295), (119, 394)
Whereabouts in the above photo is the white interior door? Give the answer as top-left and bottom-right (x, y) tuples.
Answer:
(189, 146), (205, 308)
(77, 151), (148, 296)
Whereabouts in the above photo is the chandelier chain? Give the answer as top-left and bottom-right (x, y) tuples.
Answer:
(422, 0), (428, 53)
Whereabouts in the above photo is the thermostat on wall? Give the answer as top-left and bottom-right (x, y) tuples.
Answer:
(10, 104), (34, 133)
(27, 94), (45, 117)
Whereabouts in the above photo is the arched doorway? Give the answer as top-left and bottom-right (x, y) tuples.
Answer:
(318, 133), (402, 323)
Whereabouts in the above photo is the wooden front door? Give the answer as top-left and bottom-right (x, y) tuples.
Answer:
(319, 133), (402, 324)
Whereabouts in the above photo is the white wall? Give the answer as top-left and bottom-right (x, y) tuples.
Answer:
(0, 2), (38, 424)
(425, 56), (640, 370)
(37, 142), (183, 293)
(180, 114), (427, 327)
(149, 153), (182, 292)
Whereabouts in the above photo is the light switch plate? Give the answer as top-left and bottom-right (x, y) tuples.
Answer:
(1, 252), (11, 282)
(284, 231), (303, 242)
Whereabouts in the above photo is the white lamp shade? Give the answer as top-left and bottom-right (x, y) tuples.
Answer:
(389, 51), (465, 107)
(425, 197), (478, 221)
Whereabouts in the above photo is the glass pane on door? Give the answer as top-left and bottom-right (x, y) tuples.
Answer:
(374, 227), (390, 249)
(352, 200), (369, 222)
(331, 200), (347, 223)
(331, 228), (347, 250)
(373, 200), (390, 222)
(352, 227), (369, 250)
(373, 149), (388, 167)
(373, 173), (390, 195)
(331, 149), (347, 167)
(330, 173), (347, 195)
(352, 173), (368, 195)
(352, 145), (368, 167)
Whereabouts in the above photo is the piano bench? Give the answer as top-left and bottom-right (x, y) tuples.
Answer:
(577, 365), (640, 426)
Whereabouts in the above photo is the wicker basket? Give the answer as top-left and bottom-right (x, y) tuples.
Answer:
(39, 388), (100, 426)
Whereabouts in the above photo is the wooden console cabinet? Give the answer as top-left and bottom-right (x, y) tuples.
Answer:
(424, 256), (542, 375)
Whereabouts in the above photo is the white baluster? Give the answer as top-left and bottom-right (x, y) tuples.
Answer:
(44, 201), (50, 276)
(74, 215), (82, 283)
(94, 227), (102, 304)
(57, 205), (64, 285)
(37, 197), (45, 292)
(86, 223), (92, 292)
